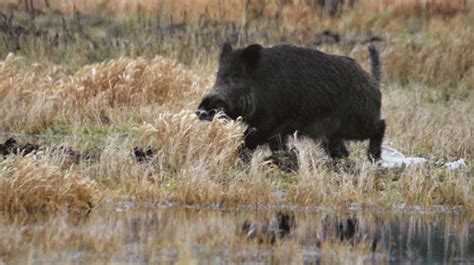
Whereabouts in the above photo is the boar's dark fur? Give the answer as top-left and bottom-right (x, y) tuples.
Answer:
(197, 42), (386, 161)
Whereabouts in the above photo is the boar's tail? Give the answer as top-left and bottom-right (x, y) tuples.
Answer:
(368, 44), (382, 87)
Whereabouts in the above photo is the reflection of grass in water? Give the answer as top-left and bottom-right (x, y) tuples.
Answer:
(0, 206), (471, 264)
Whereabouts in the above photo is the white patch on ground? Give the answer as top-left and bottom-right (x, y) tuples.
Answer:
(380, 145), (467, 171)
(381, 145), (427, 168)
(444, 159), (467, 170)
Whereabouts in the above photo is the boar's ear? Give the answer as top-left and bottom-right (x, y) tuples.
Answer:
(241, 44), (262, 69)
(220, 42), (233, 61)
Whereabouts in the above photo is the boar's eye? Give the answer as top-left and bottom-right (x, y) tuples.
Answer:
(228, 73), (241, 80)
(217, 68), (241, 84)
(198, 95), (228, 113)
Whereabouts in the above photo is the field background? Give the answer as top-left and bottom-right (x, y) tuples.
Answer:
(0, 0), (473, 262)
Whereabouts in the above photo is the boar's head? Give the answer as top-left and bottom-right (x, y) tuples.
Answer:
(196, 42), (262, 121)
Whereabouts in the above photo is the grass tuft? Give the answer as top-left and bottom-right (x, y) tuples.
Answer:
(0, 152), (99, 214)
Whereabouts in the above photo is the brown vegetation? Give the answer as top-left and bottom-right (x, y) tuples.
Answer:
(0, 50), (471, 213)
(4, 0), (471, 18)
(0, 54), (207, 132)
(0, 153), (99, 213)
(0, 1), (472, 263)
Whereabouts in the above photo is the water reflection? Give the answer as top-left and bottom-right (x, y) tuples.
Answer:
(241, 211), (296, 243)
(0, 204), (472, 264)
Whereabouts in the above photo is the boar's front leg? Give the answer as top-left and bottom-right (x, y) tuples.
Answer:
(239, 120), (279, 163)
(241, 124), (298, 171)
(243, 125), (275, 151)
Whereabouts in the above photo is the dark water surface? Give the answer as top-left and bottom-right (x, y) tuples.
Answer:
(2, 202), (473, 264)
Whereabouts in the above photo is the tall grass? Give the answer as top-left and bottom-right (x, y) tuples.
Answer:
(0, 3), (472, 263)
(0, 0), (472, 215)
(0, 152), (99, 213)
(0, 56), (472, 214)
(0, 53), (207, 132)
(4, 0), (471, 17)
(1, 1), (472, 90)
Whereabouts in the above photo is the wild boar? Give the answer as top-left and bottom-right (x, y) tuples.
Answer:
(196, 42), (385, 161)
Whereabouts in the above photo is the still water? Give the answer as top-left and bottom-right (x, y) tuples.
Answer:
(2, 202), (473, 264)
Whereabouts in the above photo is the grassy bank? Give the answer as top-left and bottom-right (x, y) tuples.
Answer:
(0, 0), (472, 215)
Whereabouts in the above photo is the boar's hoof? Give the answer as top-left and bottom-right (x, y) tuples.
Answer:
(239, 147), (253, 164)
(267, 149), (299, 173)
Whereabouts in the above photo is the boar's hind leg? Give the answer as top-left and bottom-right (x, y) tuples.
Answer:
(321, 136), (349, 159)
(304, 118), (348, 159)
(367, 120), (386, 162)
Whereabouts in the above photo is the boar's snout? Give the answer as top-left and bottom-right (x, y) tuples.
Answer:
(195, 109), (215, 121)
(196, 93), (230, 121)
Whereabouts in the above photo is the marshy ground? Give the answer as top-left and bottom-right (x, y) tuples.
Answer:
(0, 0), (473, 263)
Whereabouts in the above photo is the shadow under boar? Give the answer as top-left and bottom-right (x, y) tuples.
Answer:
(196, 42), (386, 162)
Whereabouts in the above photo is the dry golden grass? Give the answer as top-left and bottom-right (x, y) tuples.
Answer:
(0, 152), (99, 214)
(381, 34), (473, 89)
(5, 0), (471, 18)
(0, 53), (207, 132)
(0, 47), (472, 214)
(302, 11), (473, 90)
(140, 111), (244, 173)
(378, 0), (471, 17)
(70, 56), (203, 107)
(286, 136), (473, 211)
(85, 115), (279, 206)
(0, 0), (471, 215)
(2, 1), (472, 90)
(0, 3), (472, 264)
(382, 86), (473, 159)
